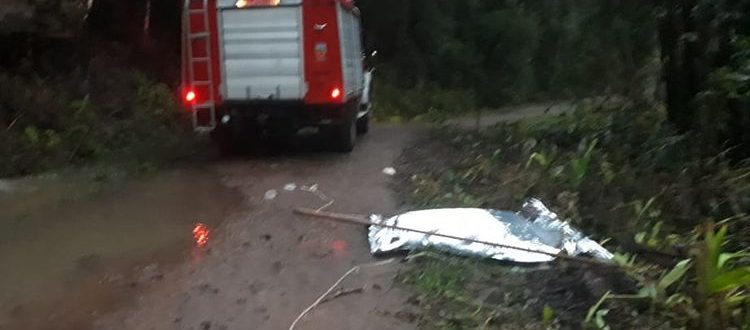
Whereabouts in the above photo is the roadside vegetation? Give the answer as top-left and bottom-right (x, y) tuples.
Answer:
(362, 0), (750, 328)
(0, 61), (197, 177)
(0, 2), (197, 178)
(395, 101), (750, 329)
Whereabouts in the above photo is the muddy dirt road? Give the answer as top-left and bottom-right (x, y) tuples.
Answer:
(83, 124), (422, 330)
(1, 103), (573, 330)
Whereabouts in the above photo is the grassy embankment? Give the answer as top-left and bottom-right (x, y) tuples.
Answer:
(394, 99), (750, 329)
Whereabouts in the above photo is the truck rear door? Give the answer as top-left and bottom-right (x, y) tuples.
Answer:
(218, 0), (305, 101)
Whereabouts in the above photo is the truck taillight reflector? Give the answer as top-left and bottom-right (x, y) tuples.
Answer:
(330, 88), (341, 100)
(185, 90), (197, 103)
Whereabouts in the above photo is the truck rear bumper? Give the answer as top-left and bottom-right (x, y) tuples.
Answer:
(217, 100), (354, 128)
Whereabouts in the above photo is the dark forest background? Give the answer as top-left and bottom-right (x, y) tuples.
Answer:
(358, 0), (749, 158)
(0, 0), (749, 176)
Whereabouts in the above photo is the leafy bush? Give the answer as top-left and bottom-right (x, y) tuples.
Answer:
(693, 223), (750, 328)
(372, 78), (477, 122)
(0, 63), (194, 177)
(697, 36), (750, 158)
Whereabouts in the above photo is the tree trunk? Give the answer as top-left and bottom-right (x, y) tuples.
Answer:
(659, 0), (696, 132)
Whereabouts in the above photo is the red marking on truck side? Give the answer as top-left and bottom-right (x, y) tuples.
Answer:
(183, 0), (223, 108)
(303, 0), (345, 105)
(206, 0), (223, 106)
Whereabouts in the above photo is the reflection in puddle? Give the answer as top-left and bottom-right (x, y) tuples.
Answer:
(331, 239), (349, 254)
(192, 223), (211, 248)
(0, 170), (240, 330)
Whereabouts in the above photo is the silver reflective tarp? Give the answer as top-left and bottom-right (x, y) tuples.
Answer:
(368, 199), (613, 263)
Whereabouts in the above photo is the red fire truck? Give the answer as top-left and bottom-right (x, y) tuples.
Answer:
(181, 0), (371, 152)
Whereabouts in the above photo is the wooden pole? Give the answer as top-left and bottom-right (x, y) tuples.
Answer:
(293, 207), (615, 267)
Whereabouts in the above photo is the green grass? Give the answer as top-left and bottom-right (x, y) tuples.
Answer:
(371, 79), (478, 123)
(401, 254), (468, 300)
(399, 253), (549, 329)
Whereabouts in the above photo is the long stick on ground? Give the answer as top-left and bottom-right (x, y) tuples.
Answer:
(294, 207), (615, 267)
(288, 258), (395, 330)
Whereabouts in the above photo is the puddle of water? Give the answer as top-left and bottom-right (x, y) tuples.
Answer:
(0, 169), (240, 330)
(0, 181), (13, 193)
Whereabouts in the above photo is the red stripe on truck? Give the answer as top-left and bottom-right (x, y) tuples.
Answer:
(207, 0), (223, 106)
(182, 0), (223, 107)
(303, 0), (345, 105)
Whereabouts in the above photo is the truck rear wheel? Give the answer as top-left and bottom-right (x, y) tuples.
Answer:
(356, 113), (370, 134)
(332, 115), (356, 153)
(210, 125), (238, 157)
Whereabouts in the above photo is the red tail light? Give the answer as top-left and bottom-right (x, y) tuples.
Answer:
(185, 90), (197, 103)
(330, 88), (342, 100)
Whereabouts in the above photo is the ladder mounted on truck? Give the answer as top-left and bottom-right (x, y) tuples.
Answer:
(182, 0), (217, 132)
